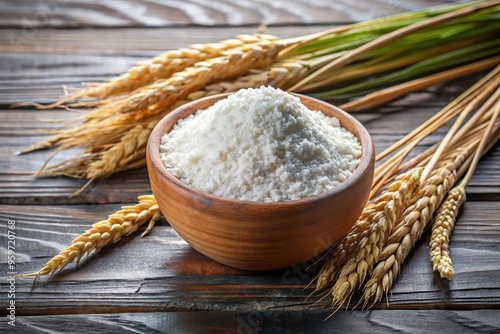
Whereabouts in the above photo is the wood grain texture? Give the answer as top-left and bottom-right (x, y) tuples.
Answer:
(1, 310), (499, 333)
(0, 201), (498, 315)
(0, 0), (498, 326)
(0, 0), (454, 28)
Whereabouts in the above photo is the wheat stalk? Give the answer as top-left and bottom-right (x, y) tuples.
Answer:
(340, 57), (500, 112)
(361, 151), (467, 306)
(33, 119), (156, 179)
(313, 202), (384, 292)
(315, 168), (421, 293)
(429, 95), (500, 280)
(24, 195), (161, 277)
(328, 168), (422, 309)
(20, 112), (153, 155)
(289, 0), (500, 91)
(362, 123), (498, 304)
(22, 60), (304, 158)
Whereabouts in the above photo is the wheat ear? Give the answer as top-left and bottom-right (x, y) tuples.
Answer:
(87, 121), (155, 179)
(41, 120), (155, 177)
(314, 168), (421, 292)
(24, 195), (161, 277)
(313, 202), (384, 292)
(361, 151), (467, 306)
(429, 185), (465, 280)
(328, 168), (422, 308)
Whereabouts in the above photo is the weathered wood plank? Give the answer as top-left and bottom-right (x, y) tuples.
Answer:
(0, 0), (454, 28)
(0, 0), (496, 327)
(2, 310), (499, 334)
(0, 25), (329, 55)
(1, 201), (498, 315)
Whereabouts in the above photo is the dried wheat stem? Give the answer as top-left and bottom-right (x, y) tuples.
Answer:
(429, 96), (500, 280)
(24, 195), (161, 277)
(361, 151), (467, 306)
(459, 96), (500, 188)
(371, 144), (416, 198)
(289, 0), (500, 91)
(396, 122), (487, 175)
(429, 185), (465, 280)
(371, 68), (500, 194)
(398, 111), (500, 175)
(376, 65), (500, 161)
(328, 168), (422, 308)
(341, 57), (500, 112)
(421, 73), (500, 183)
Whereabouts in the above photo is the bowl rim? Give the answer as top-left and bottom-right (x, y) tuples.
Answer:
(147, 92), (374, 208)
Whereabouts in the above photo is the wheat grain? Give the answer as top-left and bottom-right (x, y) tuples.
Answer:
(429, 185), (465, 280)
(361, 151), (467, 306)
(327, 168), (421, 308)
(24, 195), (161, 277)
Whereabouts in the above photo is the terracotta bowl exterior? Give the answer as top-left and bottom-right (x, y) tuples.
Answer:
(146, 93), (374, 271)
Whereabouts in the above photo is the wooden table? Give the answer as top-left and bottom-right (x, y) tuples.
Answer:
(1, 1), (499, 332)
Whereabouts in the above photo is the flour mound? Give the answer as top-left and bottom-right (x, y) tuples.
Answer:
(160, 86), (362, 202)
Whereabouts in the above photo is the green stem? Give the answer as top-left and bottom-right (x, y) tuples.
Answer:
(289, 0), (500, 91)
(302, 35), (489, 91)
(314, 40), (500, 99)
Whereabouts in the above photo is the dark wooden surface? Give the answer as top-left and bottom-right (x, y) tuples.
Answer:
(0, 0), (457, 27)
(0, 1), (499, 333)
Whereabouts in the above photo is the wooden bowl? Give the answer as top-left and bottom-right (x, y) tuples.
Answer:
(146, 93), (374, 271)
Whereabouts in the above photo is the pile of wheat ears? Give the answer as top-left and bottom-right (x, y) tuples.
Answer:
(23, 1), (500, 309)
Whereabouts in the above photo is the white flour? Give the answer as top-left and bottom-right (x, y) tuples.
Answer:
(160, 86), (362, 202)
